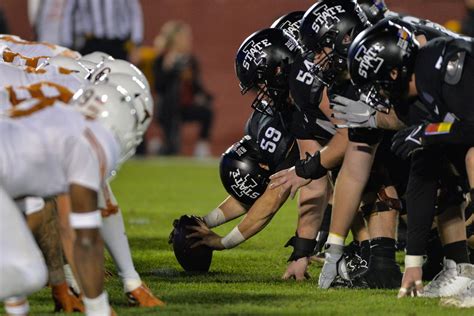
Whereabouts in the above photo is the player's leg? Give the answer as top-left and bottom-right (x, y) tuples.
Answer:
(25, 198), (84, 312)
(359, 185), (402, 288)
(99, 182), (164, 307)
(319, 140), (378, 289)
(0, 187), (47, 314)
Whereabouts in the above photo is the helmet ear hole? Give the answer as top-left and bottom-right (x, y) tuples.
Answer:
(390, 69), (399, 81)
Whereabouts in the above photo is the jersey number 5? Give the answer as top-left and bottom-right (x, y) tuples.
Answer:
(260, 127), (282, 153)
(295, 60), (315, 85)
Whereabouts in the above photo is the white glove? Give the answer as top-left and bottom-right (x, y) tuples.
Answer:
(330, 95), (377, 129)
(318, 243), (350, 289)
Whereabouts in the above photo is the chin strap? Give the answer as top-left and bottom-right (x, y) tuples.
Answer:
(284, 235), (317, 262)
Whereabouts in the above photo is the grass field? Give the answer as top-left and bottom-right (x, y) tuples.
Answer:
(27, 158), (474, 315)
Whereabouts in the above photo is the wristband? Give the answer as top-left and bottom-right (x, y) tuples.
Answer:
(70, 210), (102, 229)
(203, 208), (226, 228)
(284, 236), (317, 261)
(404, 255), (424, 268)
(294, 152), (328, 180)
(221, 226), (245, 249)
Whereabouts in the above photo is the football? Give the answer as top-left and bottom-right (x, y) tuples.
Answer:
(169, 215), (213, 272)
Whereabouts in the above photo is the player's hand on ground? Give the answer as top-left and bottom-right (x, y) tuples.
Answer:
(282, 257), (311, 281)
(398, 267), (423, 298)
(269, 167), (311, 199)
(187, 220), (225, 250)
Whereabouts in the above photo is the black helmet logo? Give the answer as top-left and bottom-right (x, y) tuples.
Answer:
(230, 169), (261, 201)
(311, 4), (346, 33)
(354, 42), (385, 79)
(241, 39), (272, 71)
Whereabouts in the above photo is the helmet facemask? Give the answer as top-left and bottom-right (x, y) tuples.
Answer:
(307, 28), (358, 86)
(245, 60), (291, 116)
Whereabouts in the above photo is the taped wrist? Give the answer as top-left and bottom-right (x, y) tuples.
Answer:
(284, 235), (317, 262)
(294, 152), (328, 180)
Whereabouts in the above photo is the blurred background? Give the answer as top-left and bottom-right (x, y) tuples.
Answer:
(0, 0), (469, 157)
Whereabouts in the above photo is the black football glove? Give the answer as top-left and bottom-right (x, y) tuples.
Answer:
(391, 124), (426, 159)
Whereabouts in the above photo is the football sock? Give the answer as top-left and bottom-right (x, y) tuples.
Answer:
(4, 296), (29, 315)
(443, 240), (470, 264)
(83, 292), (111, 316)
(101, 209), (141, 292)
(360, 240), (371, 262)
(370, 237), (396, 261)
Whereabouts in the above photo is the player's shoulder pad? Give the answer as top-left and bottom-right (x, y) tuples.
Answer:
(443, 38), (473, 85)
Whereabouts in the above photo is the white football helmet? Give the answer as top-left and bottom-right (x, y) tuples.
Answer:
(80, 51), (115, 64)
(96, 73), (153, 135)
(36, 56), (91, 79)
(89, 59), (150, 90)
(72, 83), (141, 164)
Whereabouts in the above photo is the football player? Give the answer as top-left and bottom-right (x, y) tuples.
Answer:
(0, 83), (140, 315)
(188, 27), (326, 280)
(0, 68), (161, 308)
(0, 34), (81, 59)
(268, 0), (407, 289)
(346, 20), (474, 300)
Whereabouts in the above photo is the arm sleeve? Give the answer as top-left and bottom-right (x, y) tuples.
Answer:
(424, 121), (474, 146)
(63, 135), (101, 192)
(405, 149), (440, 255)
(128, 0), (144, 45)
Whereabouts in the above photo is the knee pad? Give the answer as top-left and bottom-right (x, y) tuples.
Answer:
(361, 187), (402, 219)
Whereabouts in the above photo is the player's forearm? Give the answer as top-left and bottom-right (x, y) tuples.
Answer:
(236, 186), (288, 240)
(423, 121), (474, 146)
(375, 110), (406, 130)
(319, 128), (348, 169)
(204, 196), (247, 228)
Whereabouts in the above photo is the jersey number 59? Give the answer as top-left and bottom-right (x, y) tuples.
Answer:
(260, 127), (282, 153)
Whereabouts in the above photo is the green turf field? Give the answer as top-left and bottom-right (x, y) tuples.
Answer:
(27, 158), (473, 315)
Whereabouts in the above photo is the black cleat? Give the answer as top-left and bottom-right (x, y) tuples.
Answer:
(351, 256), (402, 289)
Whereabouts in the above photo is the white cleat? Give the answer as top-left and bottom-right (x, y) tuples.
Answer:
(440, 280), (474, 308)
(420, 259), (474, 298)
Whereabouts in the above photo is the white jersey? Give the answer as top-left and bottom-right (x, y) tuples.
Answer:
(0, 35), (81, 59)
(0, 63), (84, 102)
(0, 102), (120, 199)
(0, 81), (79, 113)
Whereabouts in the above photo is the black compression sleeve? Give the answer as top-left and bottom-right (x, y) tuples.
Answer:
(423, 121), (474, 146)
(405, 149), (440, 256)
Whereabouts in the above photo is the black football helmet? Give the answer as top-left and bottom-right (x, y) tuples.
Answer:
(271, 11), (305, 41)
(219, 136), (271, 206)
(235, 28), (300, 115)
(348, 19), (419, 113)
(299, 0), (370, 86)
(357, 0), (388, 24)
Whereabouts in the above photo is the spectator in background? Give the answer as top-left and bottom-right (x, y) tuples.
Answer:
(60, 0), (143, 60)
(153, 21), (214, 157)
(462, 0), (474, 36)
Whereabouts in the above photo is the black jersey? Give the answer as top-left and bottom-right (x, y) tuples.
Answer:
(288, 54), (336, 142)
(244, 109), (299, 173)
(415, 37), (474, 122)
